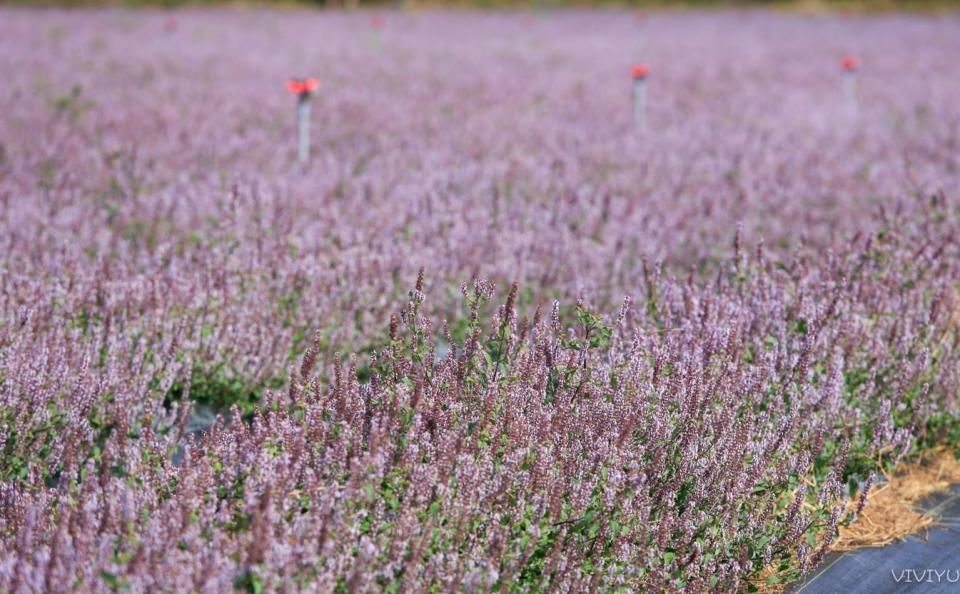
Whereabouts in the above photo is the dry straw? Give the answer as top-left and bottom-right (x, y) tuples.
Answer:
(835, 448), (960, 550)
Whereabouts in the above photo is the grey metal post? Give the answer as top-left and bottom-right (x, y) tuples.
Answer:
(631, 64), (649, 131)
(297, 93), (311, 165)
(633, 77), (647, 131)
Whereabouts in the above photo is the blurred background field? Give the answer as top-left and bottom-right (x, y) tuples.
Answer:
(2, 0), (959, 13)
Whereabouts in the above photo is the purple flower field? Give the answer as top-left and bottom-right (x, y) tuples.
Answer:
(2, 7), (960, 592)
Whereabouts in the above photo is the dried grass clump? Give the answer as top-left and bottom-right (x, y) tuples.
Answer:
(749, 567), (790, 594)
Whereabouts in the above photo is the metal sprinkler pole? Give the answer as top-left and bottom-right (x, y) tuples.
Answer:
(633, 78), (647, 130)
(297, 92), (311, 165)
(841, 56), (859, 117)
(287, 77), (318, 167)
(370, 14), (385, 50)
(631, 64), (649, 131)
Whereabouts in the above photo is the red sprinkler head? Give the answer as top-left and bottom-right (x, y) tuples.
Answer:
(287, 78), (319, 96)
(840, 55), (860, 72)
